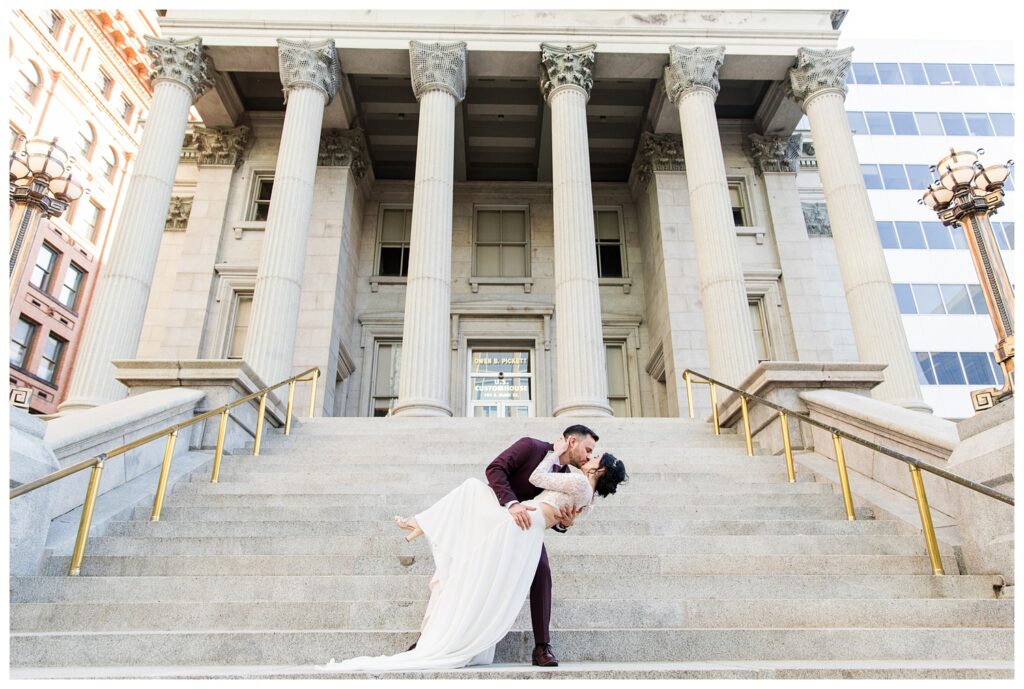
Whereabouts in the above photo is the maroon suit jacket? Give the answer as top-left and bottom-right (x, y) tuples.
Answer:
(485, 436), (569, 507)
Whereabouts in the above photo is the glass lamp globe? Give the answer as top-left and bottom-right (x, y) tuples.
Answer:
(922, 183), (954, 209)
(973, 164), (1011, 192)
(48, 171), (86, 201)
(9, 152), (31, 184)
(24, 138), (68, 178)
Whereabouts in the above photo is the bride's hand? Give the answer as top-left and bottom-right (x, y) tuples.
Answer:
(552, 435), (568, 457)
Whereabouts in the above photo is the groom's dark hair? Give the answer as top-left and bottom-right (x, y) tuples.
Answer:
(562, 424), (598, 442)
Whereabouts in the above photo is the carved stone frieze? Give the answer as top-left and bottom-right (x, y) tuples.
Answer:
(787, 47), (854, 106)
(802, 201), (832, 237)
(539, 43), (596, 100)
(165, 196), (193, 231)
(277, 38), (340, 104)
(145, 36), (213, 101)
(632, 132), (686, 184)
(182, 125), (250, 169)
(318, 128), (368, 179)
(664, 45), (725, 103)
(747, 133), (802, 174)
(409, 41), (467, 101)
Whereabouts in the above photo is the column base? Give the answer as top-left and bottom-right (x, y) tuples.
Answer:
(391, 399), (453, 418)
(553, 400), (614, 417)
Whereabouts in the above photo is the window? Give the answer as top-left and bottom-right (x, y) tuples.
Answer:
(904, 165), (932, 190)
(847, 111), (868, 135)
(605, 342), (630, 416)
(100, 147), (118, 180)
(990, 354), (1005, 385)
(226, 293), (253, 359)
(58, 263), (85, 310)
(876, 63), (903, 84)
(911, 284), (944, 314)
(965, 113), (994, 137)
(249, 175), (274, 221)
(41, 11), (62, 36)
(879, 164), (909, 189)
(890, 112), (918, 136)
(924, 63), (952, 85)
(11, 318), (38, 368)
(968, 285), (988, 314)
(748, 300), (772, 362)
(961, 352), (995, 386)
(876, 221), (899, 249)
(728, 181), (750, 226)
(852, 63), (878, 84)
(76, 124), (95, 159)
(94, 68), (113, 97)
(17, 61), (42, 101)
(947, 64), (976, 86)
(30, 243), (59, 291)
(861, 164), (883, 190)
(119, 96), (134, 123)
(972, 64), (1000, 86)
(932, 352), (965, 385)
(900, 63), (928, 85)
(36, 333), (67, 384)
(939, 112), (968, 136)
(950, 225), (969, 249)
(995, 64), (1014, 86)
(371, 341), (402, 416)
(992, 223), (1009, 251)
(989, 113), (1014, 137)
(914, 112), (944, 136)
(474, 208), (529, 277)
(915, 352), (936, 385)
(865, 111), (893, 135)
(1002, 222), (1014, 249)
(79, 202), (103, 242)
(377, 206), (412, 277)
(594, 209), (624, 278)
(894, 221), (925, 248)
(893, 284), (917, 314)
(922, 222), (954, 249)
(940, 284), (973, 314)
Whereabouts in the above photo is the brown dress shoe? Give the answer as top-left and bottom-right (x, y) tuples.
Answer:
(532, 643), (559, 667)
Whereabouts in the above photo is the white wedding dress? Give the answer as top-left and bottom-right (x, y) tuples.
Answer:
(320, 452), (593, 672)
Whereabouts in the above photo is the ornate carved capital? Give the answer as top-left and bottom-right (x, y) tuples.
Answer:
(165, 196), (193, 231)
(664, 45), (725, 103)
(539, 43), (596, 101)
(277, 38), (340, 104)
(787, 47), (853, 106)
(318, 128), (368, 179)
(747, 133), (801, 174)
(409, 41), (467, 101)
(145, 36), (213, 101)
(802, 201), (832, 237)
(632, 132), (686, 184)
(183, 125), (250, 169)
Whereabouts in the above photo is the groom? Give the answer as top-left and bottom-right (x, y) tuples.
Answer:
(483, 424), (597, 667)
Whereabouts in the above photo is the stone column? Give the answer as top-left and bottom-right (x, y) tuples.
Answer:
(789, 48), (927, 410)
(747, 133), (835, 361)
(541, 43), (612, 417)
(60, 37), (212, 412)
(392, 41), (466, 418)
(243, 39), (339, 388)
(665, 45), (759, 387)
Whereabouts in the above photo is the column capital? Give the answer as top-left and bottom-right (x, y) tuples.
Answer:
(664, 45), (725, 103)
(318, 128), (369, 179)
(632, 132), (685, 184)
(183, 125), (250, 169)
(787, 47), (853, 107)
(145, 36), (213, 101)
(746, 133), (801, 175)
(409, 40), (467, 101)
(277, 38), (340, 105)
(539, 43), (596, 101)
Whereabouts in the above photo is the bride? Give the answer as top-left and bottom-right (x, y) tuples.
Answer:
(320, 435), (628, 672)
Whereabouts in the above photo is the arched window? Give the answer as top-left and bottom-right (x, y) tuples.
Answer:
(100, 146), (118, 180)
(17, 61), (42, 101)
(75, 122), (95, 160)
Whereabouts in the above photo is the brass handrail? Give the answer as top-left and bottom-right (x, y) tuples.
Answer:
(683, 368), (1014, 576)
(10, 367), (320, 575)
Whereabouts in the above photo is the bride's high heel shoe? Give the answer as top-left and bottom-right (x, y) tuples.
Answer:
(394, 516), (424, 542)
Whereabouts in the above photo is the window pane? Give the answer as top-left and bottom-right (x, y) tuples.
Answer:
(605, 344), (627, 396)
(915, 352), (936, 385)
(228, 296), (252, 358)
(36, 335), (65, 383)
(1002, 222), (1014, 249)
(900, 63), (928, 85)
(748, 302), (770, 361)
(876, 63), (903, 84)
(501, 245), (526, 277)
(378, 246), (405, 276)
(965, 113), (994, 136)
(914, 112), (944, 135)
(847, 111), (868, 135)
(890, 112), (919, 135)
(989, 113), (1014, 136)
(950, 225), (968, 249)
(257, 179), (274, 201)
(940, 112), (968, 135)
(476, 210), (501, 243)
(595, 211), (620, 241)
(990, 353), (1005, 385)
(947, 64), (976, 85)
(932, 352), (966, 385)
(922, 221), (953, 249)
(598, 244), (623, 278)
(865, 111), (894, 135)
(476, 245), (500, 276)
(972, 63), (1000, 86)
(940, 284), (973, 314)
(381, 209), (408, 243)
(961, 352), (996, 385)
(895, 222), (926, 248)
(924, 63), (952, 85)
(11, 319), (36, 367)
(845, 69), (854, 84)
(905, 164), (933, 190)
(968, 284), (988, 314)
(852, 63), (878, 84)
(861, 164), (883, 189)
(894, 284), (917, 313)
(992, 223), (1009, 250)
(995, 64), (1014, 86)
(876, 221), (899, 248)
(501, 210), (526, 243)
(58, 264), (84, 309)
(30, 244), (58, 290)
(374, 344), (400, 397)
(879, 164), (909, 189)
(912, 284), (944, 313)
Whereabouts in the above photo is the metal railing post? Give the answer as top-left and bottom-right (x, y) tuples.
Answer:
(150, 429), (178, 522)
(709, 382), (720, 435)
(308, 368), (319, 418)
(68, 459), (105, 576)
(684, 371), (695, 419)
(832, 433), (856, 520)
(285, 380), (297, 436)
(779, 411), (796, 483)
(909, 465), (945, 575)
(210, 410), (229, 483)
(740, 395), (753, 457)
(253, 393), (268, 456)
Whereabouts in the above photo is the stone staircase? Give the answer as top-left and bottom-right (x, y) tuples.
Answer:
(10, 417), (1014, 679)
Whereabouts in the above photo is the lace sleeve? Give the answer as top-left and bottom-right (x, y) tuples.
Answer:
(529, 452), (592, 507)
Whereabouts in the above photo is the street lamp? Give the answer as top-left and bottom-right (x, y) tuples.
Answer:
(9, 135), (86, 279)
(919, 147), (1015, 411)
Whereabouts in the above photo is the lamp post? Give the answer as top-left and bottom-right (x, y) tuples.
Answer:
(9, 135), (86, 288)
(920, 148), (1015, 411)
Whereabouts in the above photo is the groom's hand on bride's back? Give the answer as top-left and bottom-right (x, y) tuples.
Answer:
(508, 502), (536, 530)
(555, 504), (583, 530)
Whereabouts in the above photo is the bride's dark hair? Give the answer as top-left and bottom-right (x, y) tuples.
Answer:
(593, 453), (628, 498)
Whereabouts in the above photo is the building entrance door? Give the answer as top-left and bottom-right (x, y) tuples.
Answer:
(468, 348), (534, 417)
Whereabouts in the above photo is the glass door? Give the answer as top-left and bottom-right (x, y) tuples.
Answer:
(468, 348), (534, 417)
